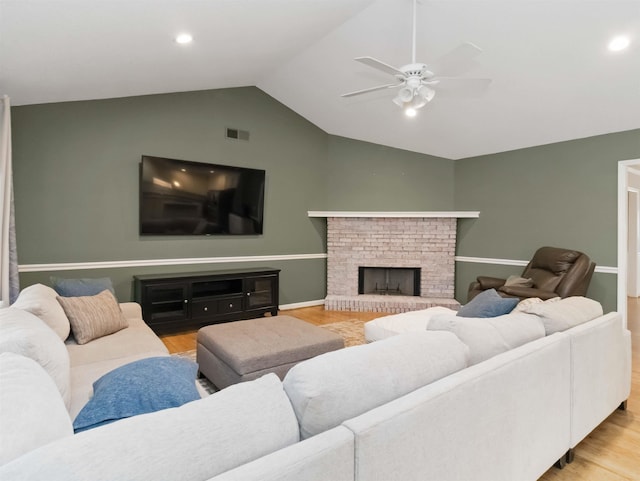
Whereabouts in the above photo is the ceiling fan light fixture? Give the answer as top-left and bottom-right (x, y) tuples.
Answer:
(392, 95), (404, 107)
(341, 0), (489, 113)
(405, 107), (417, 117)
(608, 35), (630, 52)
(398, 87), (413, 102)
(393, 90), (412, 107)
(417, 86), (436, 102)
(409, 96), (427, 110)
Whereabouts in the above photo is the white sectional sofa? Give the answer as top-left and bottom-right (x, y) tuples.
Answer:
(0, 286), (631, 481)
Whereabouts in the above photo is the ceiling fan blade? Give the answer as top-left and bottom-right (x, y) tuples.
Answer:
(354, 57), (406, 77)
(430, 42), (483, 77)
(342, 82), (405, 98)
(430, 77), (492, 98)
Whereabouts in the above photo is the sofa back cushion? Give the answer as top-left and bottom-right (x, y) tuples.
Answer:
(52, 276), (116, 297)
(283, 331), (470, 439)
(0, 307), (71, 409)
(428, 312), (546, 365)
(0, 353), (73, 466)
(520, 296), (603, 335)
(12, 284), (71, 341)
(0, 373), (299, 481)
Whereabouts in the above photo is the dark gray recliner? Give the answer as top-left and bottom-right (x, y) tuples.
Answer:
(467, 246), (596, 302)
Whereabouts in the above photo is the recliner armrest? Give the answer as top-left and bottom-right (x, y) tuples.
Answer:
(498, 285), (558, 300)
(476, 276), (507, 290)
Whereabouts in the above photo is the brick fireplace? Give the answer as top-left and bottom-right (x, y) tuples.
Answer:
(309, 211), (479, 313)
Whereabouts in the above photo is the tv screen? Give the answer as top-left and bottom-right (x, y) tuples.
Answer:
(139, 155), (265, 235)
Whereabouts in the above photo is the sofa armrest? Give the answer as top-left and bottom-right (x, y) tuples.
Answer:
(498, 286), (557, 300)
(476, 276), (506, 290)
(119, 302), (142, 322)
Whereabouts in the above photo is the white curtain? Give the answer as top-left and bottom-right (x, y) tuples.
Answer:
(0, 95), (19, 307)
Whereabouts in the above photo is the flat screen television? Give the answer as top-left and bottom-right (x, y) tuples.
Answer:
(139, 155), (265, 235)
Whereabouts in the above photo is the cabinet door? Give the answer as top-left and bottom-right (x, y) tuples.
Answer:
(143, 282), (189, 323)
(245, 275), (277, 310)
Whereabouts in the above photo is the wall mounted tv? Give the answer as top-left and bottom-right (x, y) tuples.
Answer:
(139, 155), (265, 236)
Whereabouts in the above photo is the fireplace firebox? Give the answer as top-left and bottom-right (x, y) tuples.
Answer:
(358, 267), (421, 296)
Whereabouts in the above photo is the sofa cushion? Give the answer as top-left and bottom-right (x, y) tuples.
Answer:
(457, 288), (518, 318)
(65, 315), (168, 368)
(283, 331), (469, 439)
(12, 284), (71, 340)
(364, 306), (458, 342)
(57, 290), (129, 344)
(0, 353), (73, 466)
(0, 374), (299, 481)
(0, 307), (71, 409)
(68, 352), (170, 421)
(52, 276), (116, 297)
(428, 312), (546, 365)
(520, 296), (603, 335)
(73, 357), (200, 433)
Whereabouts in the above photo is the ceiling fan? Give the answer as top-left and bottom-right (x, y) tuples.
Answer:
(342, 0), (491, 117)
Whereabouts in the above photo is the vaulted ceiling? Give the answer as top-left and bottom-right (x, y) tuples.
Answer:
(1, 0), (639, 159)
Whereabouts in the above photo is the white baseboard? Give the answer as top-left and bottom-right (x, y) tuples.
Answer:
(279, 299), (325, 310)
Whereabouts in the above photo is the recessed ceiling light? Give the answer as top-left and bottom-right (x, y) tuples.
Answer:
(175, 33), (193, 45)
(608, 35), (630, 52)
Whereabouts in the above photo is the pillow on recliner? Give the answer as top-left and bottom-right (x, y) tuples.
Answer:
(457, 288), (518, 318)
(504, 275), (533, 287)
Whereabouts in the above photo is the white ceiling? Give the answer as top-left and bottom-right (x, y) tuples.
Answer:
(1, 0), (639, 159)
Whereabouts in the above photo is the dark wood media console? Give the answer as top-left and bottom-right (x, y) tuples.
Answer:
(134, 268), (280, 333)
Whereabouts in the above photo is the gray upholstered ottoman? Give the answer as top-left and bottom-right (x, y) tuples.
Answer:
(196, 315), (344, 389)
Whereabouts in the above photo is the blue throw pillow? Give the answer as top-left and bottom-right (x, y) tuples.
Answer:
(73, 357), (200, 433)
(51, 277), (116, 297)
(457, 288), (518, 318)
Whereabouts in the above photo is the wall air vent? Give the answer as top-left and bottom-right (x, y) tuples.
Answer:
(226, 128), (250, 141)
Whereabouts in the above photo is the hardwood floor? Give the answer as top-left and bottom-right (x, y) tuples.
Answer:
(537, 298), (639, 481)
(160, 302), (640, 480)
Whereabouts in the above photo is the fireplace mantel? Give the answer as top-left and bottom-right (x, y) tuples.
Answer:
(308, 211), (479, 218)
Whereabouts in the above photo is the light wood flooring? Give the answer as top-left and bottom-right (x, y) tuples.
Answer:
(160, 301), (640, 480)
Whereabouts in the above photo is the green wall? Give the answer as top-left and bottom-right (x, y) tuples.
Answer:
(12, 85), (639, 310)
(325, 136), (454, 210)
(12, 87), (328, 263)
(454, 129), (640, 312)
(11, 87), (455, 303)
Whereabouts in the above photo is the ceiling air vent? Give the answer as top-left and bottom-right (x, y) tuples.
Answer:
(226, 128), (250, 141)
